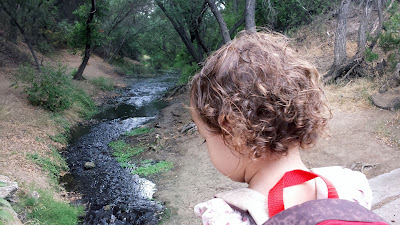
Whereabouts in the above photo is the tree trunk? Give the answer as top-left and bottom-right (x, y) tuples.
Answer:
(74, 0), (96, 80)
(233, 0), (238, 12)
(205, 0), (231, 44)
(155, 0), (203, 64)
(377, 0), (383, 33)
(229, 17), (245, 36)
(357, 0), (371, 56)
(245, 0), (256, 33)
(333, 0), (351, 66)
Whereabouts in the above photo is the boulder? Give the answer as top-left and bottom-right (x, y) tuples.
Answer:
(371, 87), (400, 111)
(0, 175), (18, 200)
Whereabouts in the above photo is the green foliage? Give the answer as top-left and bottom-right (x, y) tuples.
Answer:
(67, 0), (108, 53)
(125, 127), (154, 136)
(90, 77), (114, 91)
(15, 64), (73, 112)
(0, 0), (59, 54)
(26, 148), (69, 185)
(13, 64), (97, 116)
(18, 188), (84, 225)
(112, 58), (155, 76)
(49, 133), (68, 145)
(0, 182), (5, 188)
(132, 161), (173, 176)
(378, 2), (400, 69)
(0, 198), (14, 225)
(109, 140), (145, 163)
(365, 48), (379, 62)
(256, 0), (339, 31)
(173, 50), (200, 85)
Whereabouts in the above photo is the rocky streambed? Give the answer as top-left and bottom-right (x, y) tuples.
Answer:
(63, 74), (178, 224)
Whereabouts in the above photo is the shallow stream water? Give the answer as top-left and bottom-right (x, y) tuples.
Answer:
(63, 74), (177, 224)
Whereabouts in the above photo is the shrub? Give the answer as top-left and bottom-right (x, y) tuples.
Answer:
(13, 64), (97, 115)
(14, 64), (73, 112)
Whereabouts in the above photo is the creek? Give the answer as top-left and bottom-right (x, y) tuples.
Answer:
(63, 74), (178, 225)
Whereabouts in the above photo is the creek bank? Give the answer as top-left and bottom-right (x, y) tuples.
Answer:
(63, 74), (179, 224)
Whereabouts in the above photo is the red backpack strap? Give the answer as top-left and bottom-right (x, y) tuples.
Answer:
(268, 170), (339, 218)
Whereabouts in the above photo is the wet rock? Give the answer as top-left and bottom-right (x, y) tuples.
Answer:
(371, 87), (400, 111)
(0, 175), (18, 200)
(84, 162), (96, 169)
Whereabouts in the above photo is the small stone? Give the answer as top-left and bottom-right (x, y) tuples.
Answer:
(31, 191), (40, 200)
(104, 204), (112, 211)
(84, 162), (96, 169)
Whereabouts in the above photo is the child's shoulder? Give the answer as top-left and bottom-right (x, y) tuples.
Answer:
(311, 166), (372, 209)
(194, 188), (266, 225)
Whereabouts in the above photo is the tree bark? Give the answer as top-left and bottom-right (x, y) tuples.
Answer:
(155, 0), (203, 64)
(74, 0), (96, 80)
(205, 0), (231, 44)
(233, 0), (238, 12)
(333, 0), (351, 66)
(357, 0), (371, 56)
(245, 0), (256, 33)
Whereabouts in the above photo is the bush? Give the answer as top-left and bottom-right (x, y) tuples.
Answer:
(14, 64), (73, 112)
(13, 64), (97, 115)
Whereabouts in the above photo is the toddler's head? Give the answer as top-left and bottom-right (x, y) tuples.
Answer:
(190, 31), (329, 159)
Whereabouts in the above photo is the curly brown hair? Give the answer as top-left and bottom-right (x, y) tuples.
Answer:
(190, 31), (329, 157)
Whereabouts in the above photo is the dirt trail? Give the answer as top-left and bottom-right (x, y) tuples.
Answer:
(151, 86), (400, 224)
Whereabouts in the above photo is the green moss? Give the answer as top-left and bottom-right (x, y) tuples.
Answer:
(108, 140), (145, 163)
(132, 161), (173, 176)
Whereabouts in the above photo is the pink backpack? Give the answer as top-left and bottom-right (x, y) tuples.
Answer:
(264, 170), (389, 225)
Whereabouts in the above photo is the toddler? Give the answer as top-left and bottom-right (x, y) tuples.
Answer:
(190, 31), (372, 225)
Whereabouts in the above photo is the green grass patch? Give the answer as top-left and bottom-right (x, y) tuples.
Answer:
(108, 140), (145, 163)
(90, 77), (114, 91)
(0, 198), (14, 225)
(125, 127), (154, 136)
(49, 133), (68, 145)
(17, 188), (84, 225)
(132, 161), (173, 176)
(26, 147), (68, 185)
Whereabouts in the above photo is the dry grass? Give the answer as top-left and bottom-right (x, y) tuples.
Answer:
(324, 78), (378, 110)
(376, 111), (400, 149)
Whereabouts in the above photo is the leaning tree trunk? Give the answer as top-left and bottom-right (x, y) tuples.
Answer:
(0, 1), (41, 71)
(245, 0), (256, 33)
(206, 0), (231, 44)
(323, 0), (351, 83)
(357, 0), (372, 56)
(74, 0), (96, 80)
(155, 0), (203, 64)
